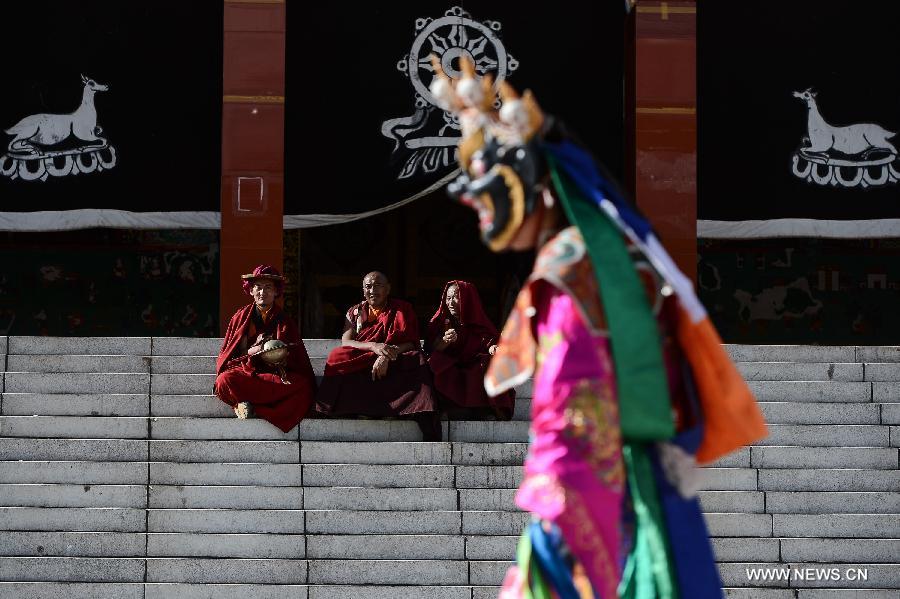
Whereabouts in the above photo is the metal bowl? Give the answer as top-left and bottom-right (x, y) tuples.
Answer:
(257, 340), (289, 365)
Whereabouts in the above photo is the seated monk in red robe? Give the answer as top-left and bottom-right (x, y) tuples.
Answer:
(426, 280), (515, 420)
(214, 265), (317, 432)
(315, 271), (440, 440)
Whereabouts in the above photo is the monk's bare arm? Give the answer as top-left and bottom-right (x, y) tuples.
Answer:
(339, 320), (398, 357)
(339, 321), (369, 350)
(395, 341), (419, 353)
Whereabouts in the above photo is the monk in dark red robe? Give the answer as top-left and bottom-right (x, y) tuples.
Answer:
(214, 265), (317, 432)
(426, 280), (515, 420)
(315, 271), (439, 440)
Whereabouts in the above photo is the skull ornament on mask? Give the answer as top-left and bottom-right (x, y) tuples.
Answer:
(430, 55), (548, 252)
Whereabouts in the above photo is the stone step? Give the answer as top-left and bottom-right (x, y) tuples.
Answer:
(6, 355), (150, 374)
(773, 514), (900, 538)
(0, 416), (148, 439)
(307, 559), (467, 585)
(149, 486), (303, 510)
(738, 362), (863, 382)
(873, 382), (900, 402)
(0, 394), (150, 417)
(703, 468), (758, 491)
(302, 464), (455, 488)
(452, 443), (528, 466)
(470, 561), (510, 586)
(764, 492), (900, 515)
(297, 420), (440, 442)
(146, 558), (306, 584)
(0, 583), (303, 599)
(0, 484), (146, 508)
(150, 418), (297, 441)
(149, 463), (301, 486)
(0, 507), (146, 532)
(0, 462), (148, 485)
(0, 438), (148, 462)
(780, 538), (900, 563)
(712, 538), (780, 562)
(747, 381), (872, 403)
(149, 440), (298, 463)
(447, 421), (530, 443)
(151, 374), (215, 396)
(0, 565), (893, 597)
(712, 447), (752, 468)
(699, 491), (766, 514)
(301, 441), (452, 465)
(750, 446), (899, 469)
(148, 509), (305, 534)
(0, 532), (145, 557)
(461, 511), (528, 536)
(726, 345), (857, 363)
(304, 487), (457, 511)
(147, 533), (304, 559)
(312, 586), (474, 599)
(0, 558), (146, 583)
(858, 346), (900, 363)
(150, 337), (223, 356)
(759, 402), (881, 425)
(148, 356), (216, 374)
(455, 466), (522, 489)
(865, 363), (900, 381)
(458, 489), (517, 511)
(758, 425), (890, 447)
(705, 513), (774, 537)
(758, 469), (900, 492)
(4, 373), (149, 394)
(306, 535), (464, 560)
(882, 403), (900, 425)
(305, 511), (461, 535)
(147, 394), (534, 420)
(7, 337), (151, 356)
(151, 394), (233, 417)
(153, 441), (522, 466)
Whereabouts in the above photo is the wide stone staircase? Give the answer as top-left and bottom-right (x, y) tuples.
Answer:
(0, 337), (897, 599)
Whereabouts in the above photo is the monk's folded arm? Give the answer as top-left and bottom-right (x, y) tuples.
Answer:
(395, 341), (418, 354)
(341, 338), (378, 351)
(339, 327), (376, 352)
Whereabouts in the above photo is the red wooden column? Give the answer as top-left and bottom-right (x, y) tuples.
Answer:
(628, 1), (697, 282)
(219, 0), (286, 331)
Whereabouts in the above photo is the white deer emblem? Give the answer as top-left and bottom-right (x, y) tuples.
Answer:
(791, 88), (899, 188)
(1, 74), (117, 182)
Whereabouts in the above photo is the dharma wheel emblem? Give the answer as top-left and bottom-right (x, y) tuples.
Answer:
(381, 6), (519, 179)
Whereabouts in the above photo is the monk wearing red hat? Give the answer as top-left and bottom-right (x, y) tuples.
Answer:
(214, 265), (317, 432)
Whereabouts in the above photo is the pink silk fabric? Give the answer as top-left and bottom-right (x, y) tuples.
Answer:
(512, 283), (626, 599)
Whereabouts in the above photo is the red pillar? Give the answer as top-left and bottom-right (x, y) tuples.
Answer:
(628, 1), (697, 282)
(219, 0), (286, 331)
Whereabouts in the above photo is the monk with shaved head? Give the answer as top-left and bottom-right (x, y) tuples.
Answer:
(315, 271), (439, 440)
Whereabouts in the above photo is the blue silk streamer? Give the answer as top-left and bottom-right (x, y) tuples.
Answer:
(528, 521), (581, 599)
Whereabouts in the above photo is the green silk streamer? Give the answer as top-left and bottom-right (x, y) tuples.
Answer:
(619, 444), (679, 599)
(546, 154), (674, 441)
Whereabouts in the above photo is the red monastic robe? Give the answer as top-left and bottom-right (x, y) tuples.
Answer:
(426, 280), (515, 418)
(214, 303), (317, 432)
(315, 298), (437, 425)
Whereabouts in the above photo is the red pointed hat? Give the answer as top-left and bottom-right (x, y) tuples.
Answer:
(240, 265), (286, 282)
